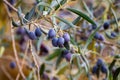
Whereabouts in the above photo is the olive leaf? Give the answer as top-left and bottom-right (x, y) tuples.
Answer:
(55, 16), (76, 29)
(67, 8), (96, 25)
(23, 6), (36, 23)
(40, 63), (45, 76)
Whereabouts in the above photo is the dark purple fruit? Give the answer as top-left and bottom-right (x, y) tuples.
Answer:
(62, 50), (69, 57)
(63, 33), (70, 42)
(16, 27), (25, 35)
(28, 31), (37, 40)
(92, 24), (97, 30)
(94, 32), (100, 39)
(51, 77), (58, 80)
(96, 58), (104, 66)
(48, 29), (56, 39)
(94, 33), (104, 41)
(111, 32), (117, 37)
(103, 21), (110, 30)
(40, 44), (49, 56)
(52, 37), (58, 47)
(35, 27), (42, 37)
(101, 65), (107, 74)
(92, 65), (98, 74)
(99, 35), (104, 41)
(64, 53), (72, 62)
(41, 73), (49, 80)
(57, 37), (65, 47)
(10, 61), (16, 69)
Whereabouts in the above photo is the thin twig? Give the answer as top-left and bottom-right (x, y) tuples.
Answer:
(29, 40), (40, 80)
(1, 66), (14, 80)
(10, 20), (26, 79)
(16, 41), (29, 80)
(3, 0), (18, 12)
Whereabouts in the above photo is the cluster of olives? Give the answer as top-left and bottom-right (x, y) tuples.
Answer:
(47, 29), (72, 61)
(92, 58), (108, 76)
(26, 27), (42, 40)
(47, 29), (70, 48)
(62, 49), (72, 62)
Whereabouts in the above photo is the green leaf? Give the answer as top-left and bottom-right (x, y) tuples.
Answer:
(12, 19), (20, 27)
(0, 46), (5, 57)
(56, 62), (68, 75)
(72, 16), (81, 25)
(26, 71), (33, 80)
(0, 26), (5, 35)
(36, 2), (52, 10)
(55, 16), (76, 29)
(56, 53), (63, 69)
(70, 54), (80, 64)
(40, 63), (45, 76)
(113, 67), (120, 80)
(67, 8), (96, 25)
(46, 49), (64, 60)
(84, 25), (101, 50)
(23, 6), (36, 23)
(55, 0), (67, 10)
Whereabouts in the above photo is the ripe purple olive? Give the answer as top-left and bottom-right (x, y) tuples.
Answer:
(40, 44), (49, 56)
(16, 27), (25, 35)
(51, 77), (58, 80)
(111, 32), (117, 37)
(28, 31), (37, 40)
(94, 33), (104, 41)
(101, 65), (107, 74)
(94, 32), (100, 39)
(35, 27), (42, 37)
(64, 53), (72, 62)
(48, 29), (56, 39)
(99, 35), (104, 41)
(96, 58), (104, 66)
(92, 65), (98, 74)
(57, 37), (65, 47)
(92, 24), (97, 30)
(103, 21), (110, 30)
(52, 37), (58, 47)
(41, 73), (49, 80)
(62, 50), (69, 57)
(63, 33), (70, 42)
(10, 61), (16, 69)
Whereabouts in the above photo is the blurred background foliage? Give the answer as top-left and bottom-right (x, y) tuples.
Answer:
(0, 0), (120, 80)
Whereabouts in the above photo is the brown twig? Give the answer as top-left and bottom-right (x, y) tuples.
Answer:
(10, 20), (26, 79)
(3, 0), (26, 79)
(29, 40), (40, 80)
(3, 0), (18, 12)
(1, 66), (14, 80)
(16, 41), (29, 80)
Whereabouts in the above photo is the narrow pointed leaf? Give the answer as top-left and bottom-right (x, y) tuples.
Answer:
(67, 8), (96, 25)
(55, 16), (76, 29)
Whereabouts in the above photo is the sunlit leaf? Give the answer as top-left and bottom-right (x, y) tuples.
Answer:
(0, 46), (5, 57)
(84, 25), (101, 50)
(56, 62), (68, 75)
